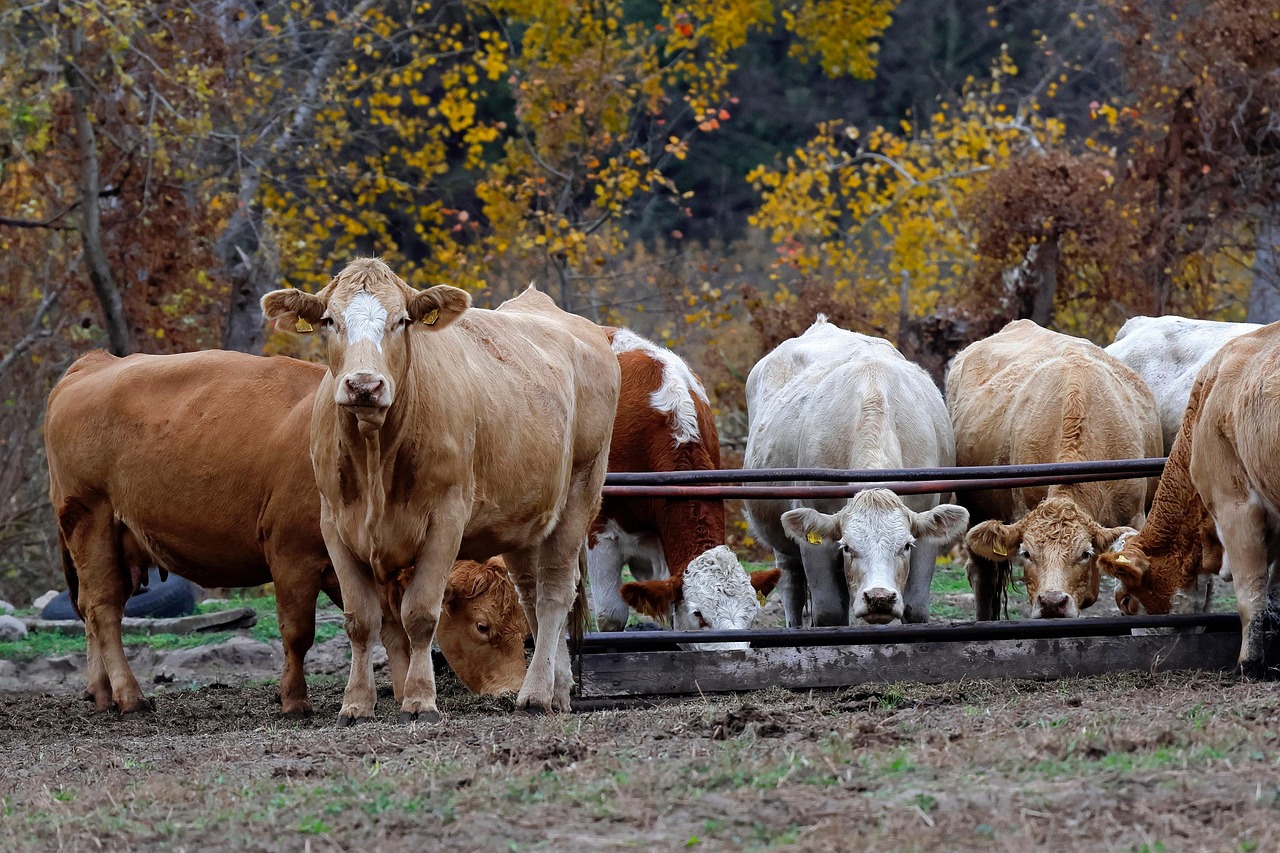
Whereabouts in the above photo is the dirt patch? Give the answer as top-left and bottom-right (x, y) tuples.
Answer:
(3, 669), (1280, 851)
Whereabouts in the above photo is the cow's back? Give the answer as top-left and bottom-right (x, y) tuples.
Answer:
(948, 320), (1161, 524)
(745, 321), (954, 553)
(46, 350), (326, 585)
(1106, 315), (1262, 451)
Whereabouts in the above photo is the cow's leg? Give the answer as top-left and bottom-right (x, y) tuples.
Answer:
(67, 508), (148, 714)
(269, 554), (327, 717)
(587, 534), (627, 632)
(397, 517), (466, 724)
(968, 553), (1003, 621)
(325, 521), (381, 725)
(802, 542), (849, 627)
(776, 552), (807, 628)
(903, 541), (939, 624)
(379, 593), (411, 703)
(1217, 500), (1275, 678)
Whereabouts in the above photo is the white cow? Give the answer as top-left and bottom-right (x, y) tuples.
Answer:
(1106, 316), (1261, 453)
(744, 318), (969, 626)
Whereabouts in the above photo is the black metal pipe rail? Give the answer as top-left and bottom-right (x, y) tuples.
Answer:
(603, 468), (1163, 500)
(604, 458), (1167, 486)
(580, 612), (1241, 653)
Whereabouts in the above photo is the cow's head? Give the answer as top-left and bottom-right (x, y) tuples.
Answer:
(620, 546), (781, 650)
(1097, 530), (1218, 617)
(781, 489), (969, 625)
(261, 258), (470, 429)
(967, 496), (1134, 619)
(436, 557), (528, 696)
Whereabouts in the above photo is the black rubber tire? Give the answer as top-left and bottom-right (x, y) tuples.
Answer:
(41, 568), (197, 621)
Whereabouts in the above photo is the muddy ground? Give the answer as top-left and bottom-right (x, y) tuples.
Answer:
(3, 666), (1279, 852)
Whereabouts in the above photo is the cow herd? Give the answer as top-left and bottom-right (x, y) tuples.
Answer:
(40, 257), (1280, 722)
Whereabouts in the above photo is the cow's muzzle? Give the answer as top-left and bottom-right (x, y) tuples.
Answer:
(855, 587), (901, 625)
(337, 370), (391, 409)
(1032, 590), (1078, 619)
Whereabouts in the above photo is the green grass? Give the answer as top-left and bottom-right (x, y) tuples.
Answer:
(0, 595), (342, 663)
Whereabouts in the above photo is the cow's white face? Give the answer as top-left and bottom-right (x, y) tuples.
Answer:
(674, 546), (763, 650)
(260, 259), (471, 430)
(782, 490), (969, 625)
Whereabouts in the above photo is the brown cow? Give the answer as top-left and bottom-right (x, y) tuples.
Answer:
(262, 259), (619, 722)
(1096, 374), (1222, 617)
(1103, 323), (1280, 676)
(45, 350), (342, 715)
(947, 320), (1162, 620)
(584, 328), (779, 636)
(438, 557), (529, 695)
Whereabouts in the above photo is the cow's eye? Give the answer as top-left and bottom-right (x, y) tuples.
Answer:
(902, 542), (914, 554)
(841, 543), (857, 558)
(1018, 548), (1031, 561)
(1080, 548), (1095, 562)
(693, 610), (709, 628)
(475, 622), (490, 635)
(319, 316), (334, 329)
(399, 316), (412, 328)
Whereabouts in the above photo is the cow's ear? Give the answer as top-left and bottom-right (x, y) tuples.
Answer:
(408, 285), (471, 330)
(1097, 547), (1147, 587)
(1092, 524), (1137, 555)
(911, 504), (970, 544)
(966, 519), (1021, 561)
(620, 578), (681, 620)
(781, 508), (842, 547)
(748, 568), (782, 598)
(261, 288), (326, 333)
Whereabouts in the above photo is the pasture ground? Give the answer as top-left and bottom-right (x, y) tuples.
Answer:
(2, 561), (1260, 851)
(4, 669), (1278, 852)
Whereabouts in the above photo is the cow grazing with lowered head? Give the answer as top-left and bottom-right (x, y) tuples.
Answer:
(262, 259), (619, 722)
(583, 328), (779, 638)
(744, 318), (969, 627)
(437, 557), (530, 696)
(947, 319), (1162, 620)
(1105, 315), (1261, 453)
(1107, 323), (1280, 676)
(44, 350), (342, 716)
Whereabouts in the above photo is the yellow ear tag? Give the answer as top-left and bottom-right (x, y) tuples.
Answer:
(294, 318), (313, 333)
(422, 308), (440, 326)
(757, 590), (768, 607)
(806, 531), (822, 545)
(992, 541), (1008, 557)
(1115, 554), (1131, 564)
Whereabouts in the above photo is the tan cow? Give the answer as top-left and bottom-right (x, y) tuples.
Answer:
(1103, 323), (1280, 676)
(585, 328), (780, 638)
(45, 350), (342, 716)
(947, 320), (1162, 619)
(262, 259), (619, 722)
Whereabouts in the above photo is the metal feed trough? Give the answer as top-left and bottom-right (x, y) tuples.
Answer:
(573, 458), (1242, 700)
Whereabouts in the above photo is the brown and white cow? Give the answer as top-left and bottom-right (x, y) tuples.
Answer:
(45, 350), (342, 716)
(947, 320), (1162, 620)
(1102, 323), (1280, 676)
(585, 328), (779, 637)
(262, 259), (619, 722)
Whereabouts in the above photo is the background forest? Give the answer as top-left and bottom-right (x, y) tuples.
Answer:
(1, 0), (1277, 602)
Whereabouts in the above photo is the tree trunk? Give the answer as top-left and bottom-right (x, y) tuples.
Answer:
(1028, 237), (1059, 326)
(65, 27), (131, 356)
(1247, 214), (1280, 324)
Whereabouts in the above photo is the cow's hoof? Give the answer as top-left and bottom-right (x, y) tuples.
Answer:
(398, 710), (442, 726)
(116, 697), (154, 716)
(517, 699), (551, 715)
(337, 710), (373, 727)
(1238, 659), (1280, 681)
(281, 703), (313, 720)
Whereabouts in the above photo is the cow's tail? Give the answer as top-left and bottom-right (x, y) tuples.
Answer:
(569, 543), (589, 656)
(997, 559), (1012, 620)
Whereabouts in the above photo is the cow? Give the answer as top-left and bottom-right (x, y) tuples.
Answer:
(44, 350), (342, 716)
(262, 259), (620, 722)
(583, 327), (779, 635)
(1100, 325), (1280, 678)
(947, 319), (1162, 620)
(1096, 373), (1222, 618)
(743, 318), (969, 627)
(437, 557), (529, 696)
(1105, 315), (1261, 453)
